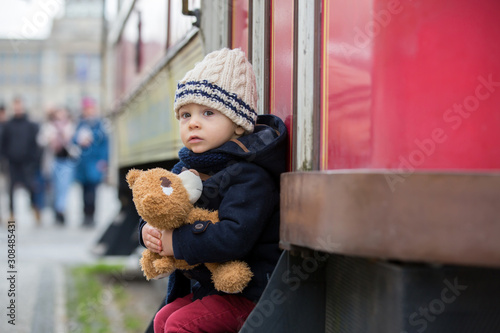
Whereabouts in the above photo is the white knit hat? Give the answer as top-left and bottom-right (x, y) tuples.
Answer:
(174, 48), (258, 133)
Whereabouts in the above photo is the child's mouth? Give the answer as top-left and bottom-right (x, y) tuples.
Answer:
(189, 136), (202, 143)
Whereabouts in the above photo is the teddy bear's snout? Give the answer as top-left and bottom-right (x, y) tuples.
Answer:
(142, 194), (169, 213)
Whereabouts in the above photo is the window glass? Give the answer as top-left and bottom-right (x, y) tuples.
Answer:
(270, 0), (294, 169)
(168, 0), (200, 48)
(231, 0), (249, 57)
(66, 54), (101, 83)
(136, 0), (168, 71)
(115, 0), (168, 99)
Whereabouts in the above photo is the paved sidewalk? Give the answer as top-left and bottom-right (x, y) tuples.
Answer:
(0, 183), (121, 333)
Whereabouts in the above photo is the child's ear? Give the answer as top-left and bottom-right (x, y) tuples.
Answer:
(235, 126), (245, 136)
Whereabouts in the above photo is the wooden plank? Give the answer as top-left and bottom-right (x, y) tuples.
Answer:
(281, 171), (500, 268)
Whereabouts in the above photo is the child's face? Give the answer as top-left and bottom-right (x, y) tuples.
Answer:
(179, 103), (245, 153)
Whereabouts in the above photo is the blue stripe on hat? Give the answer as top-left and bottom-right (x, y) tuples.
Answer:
(175, 80), (257, 125)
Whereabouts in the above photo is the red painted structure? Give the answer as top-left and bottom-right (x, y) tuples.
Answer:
(270, 0), (294, 169)
(321, 0), (500, 171)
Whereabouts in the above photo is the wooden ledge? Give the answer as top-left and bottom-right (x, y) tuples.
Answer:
(280, 171), (500, 268)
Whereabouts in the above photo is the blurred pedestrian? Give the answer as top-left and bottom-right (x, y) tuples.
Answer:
(0, 104), (7, 169)
(0, 104), (7, 221)
(37, 107), (77, 225)
(73, 97), (109, 227)
(1, 97), (42, 224)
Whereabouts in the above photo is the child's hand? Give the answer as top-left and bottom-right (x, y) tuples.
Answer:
(159, 230), (174, 257)
(142, 223), (163, 253)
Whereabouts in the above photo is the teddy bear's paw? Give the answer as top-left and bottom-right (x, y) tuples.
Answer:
(140, 266), (158, 280)
(140, 253), (161, 280)
(211, 261), (254, 294)
(153, 257), (175, 276)
(174, 259), (198, 271)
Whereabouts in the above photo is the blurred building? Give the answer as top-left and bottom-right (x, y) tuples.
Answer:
(0, 39), (44, 113)
(0, 0), (103, 120)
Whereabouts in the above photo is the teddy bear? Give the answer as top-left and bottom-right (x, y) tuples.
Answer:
(126, 167), (253, 294)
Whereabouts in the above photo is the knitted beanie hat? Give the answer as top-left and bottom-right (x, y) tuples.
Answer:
(174, 48), (258, 133)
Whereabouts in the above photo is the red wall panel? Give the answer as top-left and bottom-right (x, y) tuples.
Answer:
(321, 0), (500, 171)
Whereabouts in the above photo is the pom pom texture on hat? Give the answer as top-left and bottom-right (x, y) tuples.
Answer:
(174, 48), (258, 133)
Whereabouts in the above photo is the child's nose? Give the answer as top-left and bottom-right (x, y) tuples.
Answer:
(188, 115), (201, 129)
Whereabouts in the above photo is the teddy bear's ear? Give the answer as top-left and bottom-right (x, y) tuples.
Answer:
(126, 169), (142, 188)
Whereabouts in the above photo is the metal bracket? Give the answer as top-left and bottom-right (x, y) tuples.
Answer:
(182, 0), (201, 28)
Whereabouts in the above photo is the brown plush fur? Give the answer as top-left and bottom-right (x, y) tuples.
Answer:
(127, 168), (253, 293)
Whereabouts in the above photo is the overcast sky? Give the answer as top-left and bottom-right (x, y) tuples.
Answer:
(0, 0), (65, 39)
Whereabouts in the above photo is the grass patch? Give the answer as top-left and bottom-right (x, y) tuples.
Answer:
(66, 261), (158, 333)
(66, 262), (122, 333)
(111, 284), (144, 332)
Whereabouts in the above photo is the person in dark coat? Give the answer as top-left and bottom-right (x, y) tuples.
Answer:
(1, 97), (41, 223)
(0, 104), (7, 174)
(139, 48), (287, 332)
(0, 104), (7, 165)
(73, 97), (109, 227)
(0, 104), (7, 221)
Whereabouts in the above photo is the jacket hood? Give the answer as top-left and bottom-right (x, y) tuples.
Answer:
(214, 114), (288, 181)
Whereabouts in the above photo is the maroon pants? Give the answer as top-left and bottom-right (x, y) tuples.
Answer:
(154, 293), (255, 333)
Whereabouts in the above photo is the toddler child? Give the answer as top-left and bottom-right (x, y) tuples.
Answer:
(139, 48), (287, 332)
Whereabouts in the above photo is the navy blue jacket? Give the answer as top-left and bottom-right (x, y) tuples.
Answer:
(1, 114), (39, 164)
(139, 114), (287, 303)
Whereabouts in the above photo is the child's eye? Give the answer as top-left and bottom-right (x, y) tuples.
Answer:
(180, 112), (191, 119)
(203, 110), (214, 116)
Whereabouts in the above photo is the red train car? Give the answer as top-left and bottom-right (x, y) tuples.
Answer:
(104, 1), (500, 332)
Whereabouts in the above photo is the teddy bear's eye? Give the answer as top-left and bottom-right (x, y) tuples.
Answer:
(160, 177), (173, 196)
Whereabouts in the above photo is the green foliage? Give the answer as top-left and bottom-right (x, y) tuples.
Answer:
(67, 264), (113, 333)
(66, 261), (153, 333)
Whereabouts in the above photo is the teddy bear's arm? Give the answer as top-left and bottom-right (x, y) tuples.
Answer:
(186, 208), (219, 224)
(140, 249), (176, 280)
(141, 248), (198, 280)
